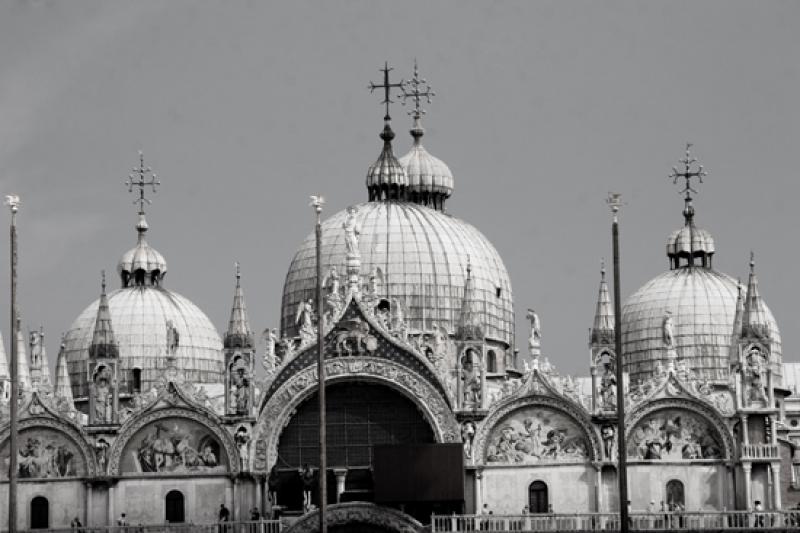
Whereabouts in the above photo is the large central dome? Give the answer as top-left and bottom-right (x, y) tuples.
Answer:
(281, 201), (514, 347)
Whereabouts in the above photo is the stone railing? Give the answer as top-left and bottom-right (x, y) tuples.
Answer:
(431, 511), (800, 531)
(740, 442), (780, 460)
(4, 521), (282, 533)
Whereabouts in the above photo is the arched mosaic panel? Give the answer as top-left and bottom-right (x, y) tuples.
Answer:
(485, 406), (591, 464)
(119, 417), (228, 474)
(0, 427), (87, 479)
(627, 408), (724, 460)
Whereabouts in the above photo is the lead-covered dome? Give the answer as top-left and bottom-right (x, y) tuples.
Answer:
(281, 201), (514, 348)
(64, 207), (224, 401)
(397, 120), (454, 210)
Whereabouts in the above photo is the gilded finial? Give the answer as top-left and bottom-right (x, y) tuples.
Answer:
(369, 61), (405, 122)
(125, 151), (160, 215)
(669, 143), (707, 202)
(402, 60), (435, 120)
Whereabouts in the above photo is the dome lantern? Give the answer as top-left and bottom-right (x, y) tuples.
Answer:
(398, 61), (454, 212)
(118, 151), (167, 288)
(366, 62), (408, 202)
(666, 144), (714, 269)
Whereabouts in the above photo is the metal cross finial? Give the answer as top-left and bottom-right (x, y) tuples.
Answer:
(669, 143), (708, 200)
(401, 60), (435, 119)
(369, 61), (404, 122)
(125, 151), (160, 214)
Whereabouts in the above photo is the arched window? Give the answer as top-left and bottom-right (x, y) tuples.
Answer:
(132, 368), (142, 393)
(528, 481), (548, 514)
(486, 350), (497, 373)
(165, 490), (185, 523)
(666, 479), (685, 509)
(30, 496), (49, 529)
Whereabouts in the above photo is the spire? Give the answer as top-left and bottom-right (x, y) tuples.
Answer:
(30, 326), (51, 388)
(456, 258), (484, 340)
(729, 279), (745, 363)
(54, 335), (74, 406)
(15, 316), (30, 391)
(90, 271), (119, 359)
(742, 252), (771, 340)
(225, 262), (254, 349)
(0, 331), (8, 380)
(367, 62), (408, 201)
(590, 260), (615, 344)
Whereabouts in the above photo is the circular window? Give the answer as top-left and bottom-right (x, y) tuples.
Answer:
(791, 419), (798, 427)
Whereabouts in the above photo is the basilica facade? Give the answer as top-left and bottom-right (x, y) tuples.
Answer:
(1, 68), (799, 531)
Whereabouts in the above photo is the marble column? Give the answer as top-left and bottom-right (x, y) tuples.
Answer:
(593, 463), (603, 512)
(256, 476), (263, 516)
(741, 415), (750, 445)
(232, 478), (239, 521)
(742, 463), (752, 510)
(333, 468), (348, 503)
(771, 464), (782, 509)
(590, 367), (598, 413)
(108, 484), (115, 526)
(475, 468), (484, 513)
(85, 482), (93, 526)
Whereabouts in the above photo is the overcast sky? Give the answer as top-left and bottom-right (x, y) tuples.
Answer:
(0, 0), (798, 377)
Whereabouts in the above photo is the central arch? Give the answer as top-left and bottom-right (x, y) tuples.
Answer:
(274, 382), (436, 510)
(284, 502), (426, 533)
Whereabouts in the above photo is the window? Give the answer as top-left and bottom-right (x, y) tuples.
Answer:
(30, 496), (49, 529)
(496, 287), (502, 298)
(666, 480), (685, 509)
(528, 481), (548, 514)
(486, 350), (497, 373)
(132, 368), (142, 393)
(165, 490), (185, 523)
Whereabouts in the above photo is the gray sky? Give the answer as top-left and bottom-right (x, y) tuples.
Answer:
(0, 0), (798, 378)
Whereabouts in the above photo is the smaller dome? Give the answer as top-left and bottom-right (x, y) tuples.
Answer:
(117, 214), (167, 287)
(366, 124), (407, 201)
(666, 226), (715, 257)
(399, 136), (454, 197)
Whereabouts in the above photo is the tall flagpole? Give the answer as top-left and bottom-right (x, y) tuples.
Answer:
(5, 194), (20, 533)
(311, 195), (327, 533)
(608, 193), (628, 533)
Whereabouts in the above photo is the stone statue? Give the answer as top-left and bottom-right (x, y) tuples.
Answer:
(746, 346), (769, 405)
(234, 426), (250, 471)
(323, 266), (341, 296)
(367, 267), (383, 297)
(662, 311), (675, 348)
(262, 328), (279, 371)
(526, 309), (541, 358)
(298, 463), (316, 512)
(166, 320), (180, 357)
(599, 363), (617, 410)
(295, 299), (316, 345)
(343, 206), (360, 258)
(462, 421), (476, 458)
(461, 350), (482, 409)
(601, 425), (616, 459)
(92, 366), (113, 423)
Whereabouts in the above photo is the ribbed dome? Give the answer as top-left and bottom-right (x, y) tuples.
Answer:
(666, 225), (715, 258)
(398, 135), (454, 199)
(117, 214), (168, 287)
(281, 201), (514, 349)
(366, 124), (408, 200)
(63, 287), (224, 400)
(622, 267), (781, 384)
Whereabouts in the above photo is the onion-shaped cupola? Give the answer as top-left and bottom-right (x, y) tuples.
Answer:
(118, 152), (167, 288)
(666, 144), (714, 269)
(397, 62), (454, 212)
(366, 63), (408, 202)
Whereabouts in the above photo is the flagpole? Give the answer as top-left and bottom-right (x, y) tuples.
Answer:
(6, 194), (20, 533)
(311, 196), (327, 533)
(608, 193), (628, 533)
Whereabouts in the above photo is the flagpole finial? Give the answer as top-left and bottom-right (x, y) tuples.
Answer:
(4, 194), (20, 214)
(607, 192), (623, 222)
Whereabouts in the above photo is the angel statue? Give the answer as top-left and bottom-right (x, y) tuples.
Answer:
(662, 311), (675, 348)
(367, 267), (383, 298)
(322, 267), (344, 325)
(323, 266), (341, 296)
(526, 309), (541, 357)
(343, 206), (361, 258)
(295, 299), (316, 344)
(262, 328), (280, 371)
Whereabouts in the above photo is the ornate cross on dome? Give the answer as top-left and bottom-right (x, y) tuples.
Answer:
(669, 143), (708, 201)
(369, 61), (404, 122)
(402, 60), (435, 119)
(125, 151), (161, 214)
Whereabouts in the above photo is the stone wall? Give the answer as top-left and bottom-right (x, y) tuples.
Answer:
(481, 464), (595, 514)
(0, 480), (85, 530)
(114, 477), (232, 525)
(628, 464), (725, 511)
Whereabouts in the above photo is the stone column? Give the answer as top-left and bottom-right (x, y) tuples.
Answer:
(232, 478), (239, 521)
(741, 415), (750, 445)
(85, 482), (93, 526)
(108, 483), (115, 526)
(771, 464), (782, 509)
(479, 356), (487, 410)
(475, 468), (484, 513)
(590, 366), (598, 413)
(333, 468), (348, 503)
(770, 415), (778, 445)
(742, 462), (752, 510)
(256, 475), (263, 516)
(594, 463), (603, 512)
